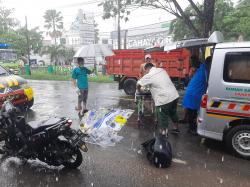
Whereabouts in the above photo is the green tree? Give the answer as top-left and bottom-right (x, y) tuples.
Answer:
(0, 2), (18, 33)
(13, 27), (43, 56)
(43, 9), (63, 44)
(99, 0), (131, 21)
(222, 0), (250, 41)
(41, 45), (62, 65)
(100, 0), (216, 38)
(171, 0), (234, 40)
(0, 27), (43, 56)
(99, 0), (131, 49)
(61, 47), (75, 65)
(42, 45), (74, 65)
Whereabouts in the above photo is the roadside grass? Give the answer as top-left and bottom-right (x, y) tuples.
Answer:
(21, 72), (114, 83)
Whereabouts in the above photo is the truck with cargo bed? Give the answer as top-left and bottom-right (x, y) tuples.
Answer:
(106, 48), (191, 95)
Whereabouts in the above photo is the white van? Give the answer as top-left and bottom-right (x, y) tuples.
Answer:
(197, 42), (250, 158)
(165, 32), (250, 158)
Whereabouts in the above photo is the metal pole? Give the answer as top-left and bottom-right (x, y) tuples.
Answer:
(117, 0), (121, 49)
(124, 30), (128, 49)
(25, 16), (31, 67)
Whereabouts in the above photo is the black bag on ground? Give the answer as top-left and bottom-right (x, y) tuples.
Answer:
(142, 135), (172, 168)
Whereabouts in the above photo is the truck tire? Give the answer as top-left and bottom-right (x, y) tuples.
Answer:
(225, 125), (250, 159)
(123, 78), (137, 95)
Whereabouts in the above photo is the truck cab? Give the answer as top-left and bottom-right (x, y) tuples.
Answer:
(197, 42), (250, 158)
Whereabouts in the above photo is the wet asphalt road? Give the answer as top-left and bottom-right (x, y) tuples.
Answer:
(0, 80), (249, 187)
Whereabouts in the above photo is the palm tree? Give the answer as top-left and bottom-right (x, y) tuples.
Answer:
(43, 9), (63, 44)
(41, 45), (75, 66)
(61, 47), (75, 65)
(41, 45), (62, 66)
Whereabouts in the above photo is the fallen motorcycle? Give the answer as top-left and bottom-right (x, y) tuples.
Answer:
(0, 97), (88, 169)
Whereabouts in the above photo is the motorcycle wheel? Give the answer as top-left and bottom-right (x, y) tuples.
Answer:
(59, 141), (83, 169)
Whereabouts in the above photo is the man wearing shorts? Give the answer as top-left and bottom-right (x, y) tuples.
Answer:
(72, 57), (93, 116)
(137, 63), (180, 136)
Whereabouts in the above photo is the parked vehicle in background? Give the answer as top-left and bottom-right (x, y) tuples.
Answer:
(106, 48), (191, 95)
(0, 65), (34, 108)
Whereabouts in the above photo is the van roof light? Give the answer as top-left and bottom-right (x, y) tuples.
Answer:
(208, 31), (224, 44)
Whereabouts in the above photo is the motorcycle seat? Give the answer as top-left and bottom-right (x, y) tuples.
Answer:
(28, 117), (64, 134)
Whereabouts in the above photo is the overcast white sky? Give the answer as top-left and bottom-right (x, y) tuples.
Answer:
(3, 0), (198, 37)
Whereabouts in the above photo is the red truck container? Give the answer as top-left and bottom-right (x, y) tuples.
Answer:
(106, 48), (191, 95)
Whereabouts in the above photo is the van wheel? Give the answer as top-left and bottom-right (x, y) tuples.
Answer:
(225, 125), (250, 159)
(123, 78), (137, 95)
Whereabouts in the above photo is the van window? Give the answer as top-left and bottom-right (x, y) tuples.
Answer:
(223, 52), (250, 84)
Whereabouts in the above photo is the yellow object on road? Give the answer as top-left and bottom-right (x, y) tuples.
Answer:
(115, 115), (127, 125)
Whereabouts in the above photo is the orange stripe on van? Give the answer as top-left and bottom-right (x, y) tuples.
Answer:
(242, 105), (250, 111)
(228, 103), (236, 110)
(207, 109), (250, 118)
(207, 113), (238, 120)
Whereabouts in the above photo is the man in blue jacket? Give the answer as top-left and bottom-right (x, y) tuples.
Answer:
(183, 56), (212, 135)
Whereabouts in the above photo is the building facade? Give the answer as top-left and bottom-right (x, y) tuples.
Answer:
(62, 10), (95, 51)
(111, 21), (173, 49)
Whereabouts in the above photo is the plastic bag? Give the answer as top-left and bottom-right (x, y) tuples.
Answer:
(142, 136), (172, 168)
(80, 108), (134, 147)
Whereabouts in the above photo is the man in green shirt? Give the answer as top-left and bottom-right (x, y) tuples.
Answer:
(72, 57), (93, 117)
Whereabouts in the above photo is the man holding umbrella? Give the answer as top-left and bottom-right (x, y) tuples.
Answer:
(72, 57), (94, 117)
(73, 44), (114, 117)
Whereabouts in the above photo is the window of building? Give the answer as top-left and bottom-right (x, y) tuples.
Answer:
(223, 52), (250, 84)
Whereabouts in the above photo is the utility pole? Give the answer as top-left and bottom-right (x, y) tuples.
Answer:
(117, 0), (121, 49)
(124, 29), (128, 49)
(25, 16), (31, 75)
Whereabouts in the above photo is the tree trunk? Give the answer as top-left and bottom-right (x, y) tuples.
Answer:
(53, 19), (57, 45)
(117, 0), (121, 49)
(171, 0), (201, 37)
(203, 0), (215, 37)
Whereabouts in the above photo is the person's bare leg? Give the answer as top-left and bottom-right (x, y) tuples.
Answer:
(76, 98), (82, 111)
(81, 102), (86, 114)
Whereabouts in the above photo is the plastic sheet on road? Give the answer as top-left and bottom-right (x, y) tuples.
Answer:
(80, 108), (134, 147)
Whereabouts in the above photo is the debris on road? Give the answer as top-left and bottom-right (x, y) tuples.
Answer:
(80, 108), (134, 147)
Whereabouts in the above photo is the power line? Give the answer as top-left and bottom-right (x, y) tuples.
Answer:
(98, 21), (172, 34)
(56, 0), (105, 9)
